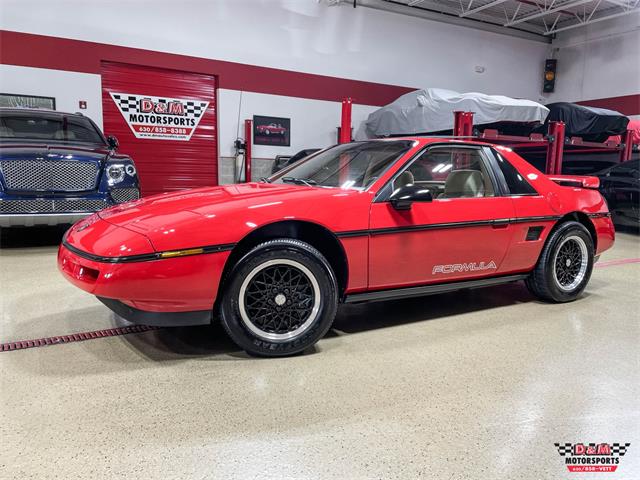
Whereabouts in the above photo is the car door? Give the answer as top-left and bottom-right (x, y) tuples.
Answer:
(368, 145), (516, 290)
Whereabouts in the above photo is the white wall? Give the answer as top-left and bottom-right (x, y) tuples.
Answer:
(0, 0), (548, 100)
(544, 12), (640, 115)
(0, 64), (104, 127)
(218, 89), (376, 158)
(1, 0), (568, 183)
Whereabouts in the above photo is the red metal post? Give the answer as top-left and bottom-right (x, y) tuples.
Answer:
(453, 112), (474, 168)
(620, 129), (633, 163)
(453, 111), (464, 136)
(244, 119), (252, 182)
(546, 121), (565, 175)
(453, 111), (474, 137)
(339, 98), (352, 144)
(462, 112), (474, 137)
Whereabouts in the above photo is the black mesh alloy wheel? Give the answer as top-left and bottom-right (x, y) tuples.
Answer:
(526, 221), (594, 302)
(220, 239), (338, 357)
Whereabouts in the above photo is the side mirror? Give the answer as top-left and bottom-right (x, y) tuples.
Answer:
(389, 184), (433, 210)
(106, 135), (119, 151)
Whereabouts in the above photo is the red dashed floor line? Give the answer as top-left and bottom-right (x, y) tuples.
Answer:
(0, 325), (160, 352)
(595, 257), (640, 268)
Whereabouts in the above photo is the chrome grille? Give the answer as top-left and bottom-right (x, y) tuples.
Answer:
(110, 188), (140, 204)
(0, 160), (99, 192)
(0, 199), (107, 214)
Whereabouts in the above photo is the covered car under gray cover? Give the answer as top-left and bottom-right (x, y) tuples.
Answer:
(356, 88), (549, 139)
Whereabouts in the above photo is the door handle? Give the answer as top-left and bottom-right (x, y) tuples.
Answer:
(491, 219), (510, 229)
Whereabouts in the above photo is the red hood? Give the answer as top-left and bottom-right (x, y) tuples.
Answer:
(98, 183), (346, 225)
(93, 183), (369, 253)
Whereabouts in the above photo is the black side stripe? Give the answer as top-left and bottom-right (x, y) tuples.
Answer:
(65, 213), (609, 261)
(63, 241), (236, 264)
(335, 215), (562, 238)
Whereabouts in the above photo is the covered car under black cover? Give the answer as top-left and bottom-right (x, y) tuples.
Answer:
(538, 102), (629, 142)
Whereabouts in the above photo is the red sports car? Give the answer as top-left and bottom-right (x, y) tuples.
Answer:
(256, 123), (286, 136)
(58, 139), (615, 356)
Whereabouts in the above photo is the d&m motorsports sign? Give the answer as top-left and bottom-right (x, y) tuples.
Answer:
(110, 92), (209, 141)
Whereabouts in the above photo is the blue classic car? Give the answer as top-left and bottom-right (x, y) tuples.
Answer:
(0, 108), (139, 227)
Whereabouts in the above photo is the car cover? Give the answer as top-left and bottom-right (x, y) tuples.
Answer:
(355, 88), (549, 139)
(608, 119), (640, 145)
(540, 102), (630, 143)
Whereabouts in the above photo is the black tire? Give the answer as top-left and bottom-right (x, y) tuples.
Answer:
(525, 221), (594, 303)
(220, 239), (338, 357)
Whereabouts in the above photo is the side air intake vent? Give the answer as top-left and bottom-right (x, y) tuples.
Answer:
(526, 226), (544, 241)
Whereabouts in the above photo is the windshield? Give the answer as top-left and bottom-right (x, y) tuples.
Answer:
(270, 140), (414, 189)
(0, 112), (105, 144)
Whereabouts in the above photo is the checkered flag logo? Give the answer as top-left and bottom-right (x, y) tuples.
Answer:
(611, 443), (630, 456)
(111, 94), (139, 113)
(555, 443), (573, 456)
(109, 91), (209, 141)
(554, 443), (630, 457)
(184, 101), (208, 118)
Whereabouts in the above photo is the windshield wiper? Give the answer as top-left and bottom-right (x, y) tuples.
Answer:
(282, 176), (317, 186)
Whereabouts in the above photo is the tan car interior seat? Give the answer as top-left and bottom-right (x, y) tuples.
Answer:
(441, 170), (485, 198)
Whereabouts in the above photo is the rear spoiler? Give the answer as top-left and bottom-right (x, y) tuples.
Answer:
(547, 175), (600, 189)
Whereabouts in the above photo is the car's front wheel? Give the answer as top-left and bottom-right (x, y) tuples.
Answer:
(525, 221), (594, 302)
(220, 239), (338, 357)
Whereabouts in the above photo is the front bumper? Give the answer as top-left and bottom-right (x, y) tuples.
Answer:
(97, 297), (211, 327)
(0, 188), (140, 227)
(58, 242), (230, 322)
(0, 211), (94, 227)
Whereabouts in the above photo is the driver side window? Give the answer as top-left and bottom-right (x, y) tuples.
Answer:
(394, 147), (495, 199)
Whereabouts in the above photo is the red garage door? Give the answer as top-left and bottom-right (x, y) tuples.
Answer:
(101, 62), (217, 196)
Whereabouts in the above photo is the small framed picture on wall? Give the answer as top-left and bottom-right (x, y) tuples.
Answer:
(253, 115), (290, 147)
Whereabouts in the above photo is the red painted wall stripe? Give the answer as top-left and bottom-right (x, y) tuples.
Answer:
(577, 94), (640, 117)
(0, 30), (415, 107)
(2, 30), (637, 113)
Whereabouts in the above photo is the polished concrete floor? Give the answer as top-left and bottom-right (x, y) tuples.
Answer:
(1, 227), (639, 479)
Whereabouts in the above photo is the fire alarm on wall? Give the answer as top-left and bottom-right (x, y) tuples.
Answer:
(79, 100), (87, 109)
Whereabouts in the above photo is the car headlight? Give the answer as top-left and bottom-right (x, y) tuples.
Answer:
(106, 164), (125, 184)
(125, 164), (136, 176)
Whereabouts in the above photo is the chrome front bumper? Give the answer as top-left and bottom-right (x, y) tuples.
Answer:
(0, 212), (94, 227)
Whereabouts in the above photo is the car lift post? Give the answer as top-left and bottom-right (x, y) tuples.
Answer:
(453, 111), (474, 137)
(244, 119), (252, 182)
(546, 121), (565, 175)
(620, 129), (633, 163)
(453, 112), (474, 168)
(340, 98), (352, 144)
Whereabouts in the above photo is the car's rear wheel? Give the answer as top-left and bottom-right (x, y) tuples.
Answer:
(525, 221), (594, 302)
(220, 239), (338, 357)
